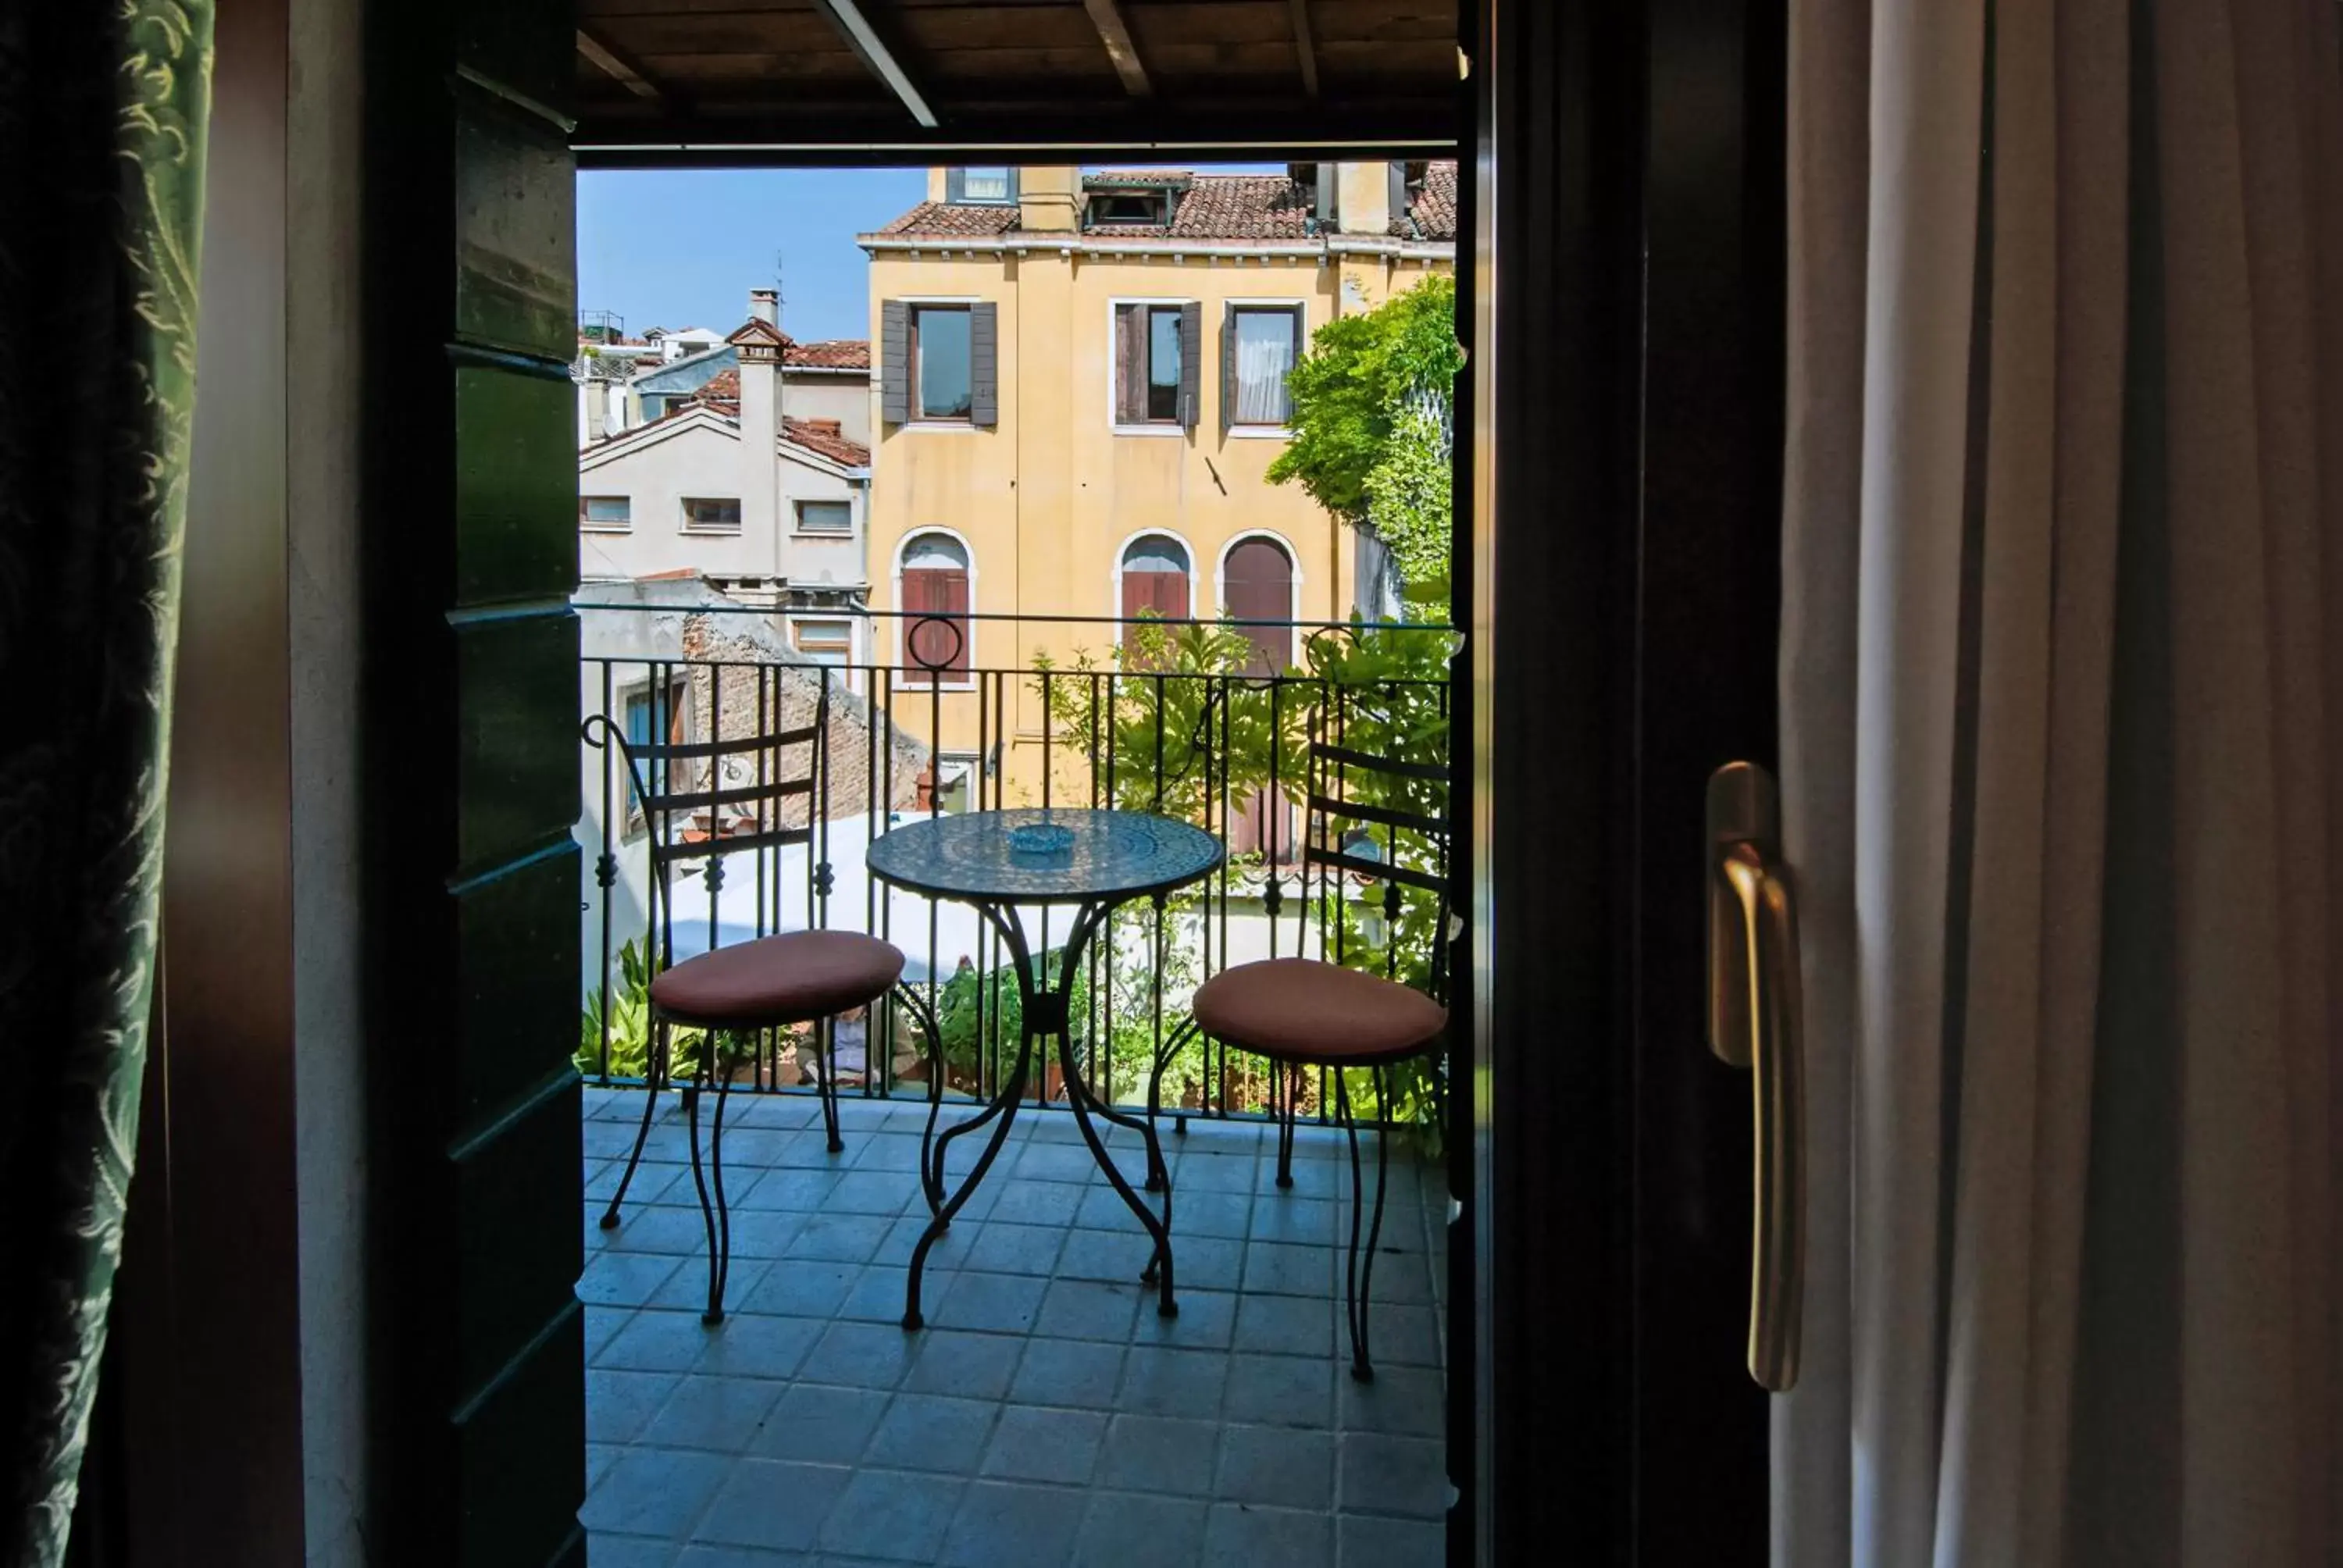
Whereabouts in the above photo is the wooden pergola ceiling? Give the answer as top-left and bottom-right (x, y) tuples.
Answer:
(572, 0), (1459, 157)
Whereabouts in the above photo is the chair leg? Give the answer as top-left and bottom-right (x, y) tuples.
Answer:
(818, 1016), (846, 1154)
(1276, 1063), (1300, 1188)
(1341, 1066), (1393, 1383)
(601, 1021), (669, 1228)
(705, 1045), (736, 1322)
(683, 1032), (724, 1327)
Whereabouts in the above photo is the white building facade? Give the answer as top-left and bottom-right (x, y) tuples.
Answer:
(577, 291), (877, 666)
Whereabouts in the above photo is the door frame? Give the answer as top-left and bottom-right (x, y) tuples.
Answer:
(1471, 0), (1785, 1559)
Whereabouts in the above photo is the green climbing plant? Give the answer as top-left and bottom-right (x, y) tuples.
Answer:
(1025, 615), (1460, 1146)
(1267, 274), (1461, 613)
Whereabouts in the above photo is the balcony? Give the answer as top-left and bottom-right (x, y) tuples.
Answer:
(574, 600), (1456, 1566)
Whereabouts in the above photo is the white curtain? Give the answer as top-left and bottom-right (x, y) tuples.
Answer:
(1779, 2), (2343, 1564)
(1233, 310), (1296, 426)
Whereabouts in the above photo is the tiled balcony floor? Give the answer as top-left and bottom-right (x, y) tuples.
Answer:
(579, 1086), (1450, 1568)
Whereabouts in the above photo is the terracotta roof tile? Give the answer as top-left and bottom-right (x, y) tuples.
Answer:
(783, 415), (870, 467)
(785, 339), (870, 369)
(639, 379), (868, 465)
(876, 201), (1021, 238)
(1402, 162), (1458, 241)
(1167, 174), (1313, 240)
(868, 166), (1457, 246)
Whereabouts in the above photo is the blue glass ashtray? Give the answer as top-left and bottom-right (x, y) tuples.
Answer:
(1007, 822), (1075, 856)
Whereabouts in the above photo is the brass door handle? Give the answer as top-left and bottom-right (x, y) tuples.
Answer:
(1706, 762), (1806, 1392)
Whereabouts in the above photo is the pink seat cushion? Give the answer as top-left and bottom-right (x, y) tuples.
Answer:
(650, 930), (906, 1027)
(1190, 957), (1446, 1064)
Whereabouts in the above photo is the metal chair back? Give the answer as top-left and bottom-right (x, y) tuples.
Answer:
(583, 666), (836, 975)
(1292, 686), (1455, 1008)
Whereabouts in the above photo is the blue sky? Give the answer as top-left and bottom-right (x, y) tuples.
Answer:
(578, 168), (929, 344)
(578, 165), (1290, 346)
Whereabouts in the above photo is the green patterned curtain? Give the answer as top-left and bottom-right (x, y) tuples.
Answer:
(0, 5), (215, 1563)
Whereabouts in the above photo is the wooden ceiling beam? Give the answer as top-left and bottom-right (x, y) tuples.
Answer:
(808, 0), (940, 128)
(576, 26), (665, 103)
(1082, 0), (1154, 98)
(1289, 0), (1321, 98)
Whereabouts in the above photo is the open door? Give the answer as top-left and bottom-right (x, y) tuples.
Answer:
(1470, 0), (1785, 1559)
(363, 6), (587, 1564)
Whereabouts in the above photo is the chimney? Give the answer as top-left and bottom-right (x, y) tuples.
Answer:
(736, 290), (782, 574)
(1331, 162), (1393, 237)
(1018, 167), (1081, 233)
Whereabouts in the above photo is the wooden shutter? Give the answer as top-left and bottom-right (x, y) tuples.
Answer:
(1112, 304), (1141, 423)
(937, 569), (971, 676)
(1222, 537), (1296, 859)
(881, 301), (911, 424)
(970, 301), (998, 427)
(1222, 536), (1294, 672)
(1121, 561), (1190, 670)
(1220, 301), (1236, 433)
(900, 568), (938, 680)
(903, 567), (971, 684)
(1178, 301), (1202, 430)
(1132, 567), (1189, 620)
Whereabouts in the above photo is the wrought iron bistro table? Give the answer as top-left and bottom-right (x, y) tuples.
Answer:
(867, 807), (1225, 1330)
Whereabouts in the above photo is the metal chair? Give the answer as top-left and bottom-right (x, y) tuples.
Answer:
(583, 677), (939, 1324)
(1157, 709), (1452, 1382)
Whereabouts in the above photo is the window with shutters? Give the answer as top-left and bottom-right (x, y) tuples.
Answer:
(1225, 304), (1303, 429)
(884, 300), (996, 429)
(1113, 301), (1193, 429)
(898, 530), (973, 687)
(910, 305), (972, 421)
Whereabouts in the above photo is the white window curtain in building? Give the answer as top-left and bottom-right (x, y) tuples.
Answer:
(1232, 310), (1296, 425)
(1778, 2), (2343, 1564)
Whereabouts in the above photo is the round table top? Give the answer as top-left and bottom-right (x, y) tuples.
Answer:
(866, 807), (1226, 906)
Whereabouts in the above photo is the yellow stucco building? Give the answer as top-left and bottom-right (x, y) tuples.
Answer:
(859, 162), (1456, 805)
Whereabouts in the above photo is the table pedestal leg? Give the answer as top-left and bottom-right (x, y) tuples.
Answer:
(903, 1023), (1032, 1331)
(901, 896), (1179, 1328)
(1057, 1028), (1179, 1317)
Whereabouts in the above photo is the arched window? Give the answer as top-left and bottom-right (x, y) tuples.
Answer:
(1221, 535), (1296, 673)
(900, 532), (971, 686)
(1119, 533), (1192, 622)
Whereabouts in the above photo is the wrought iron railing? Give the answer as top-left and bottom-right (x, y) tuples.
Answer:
(576, 603), (1455, 1128)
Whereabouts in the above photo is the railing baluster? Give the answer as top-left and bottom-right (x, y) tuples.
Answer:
(596, 659), (615, 1085)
